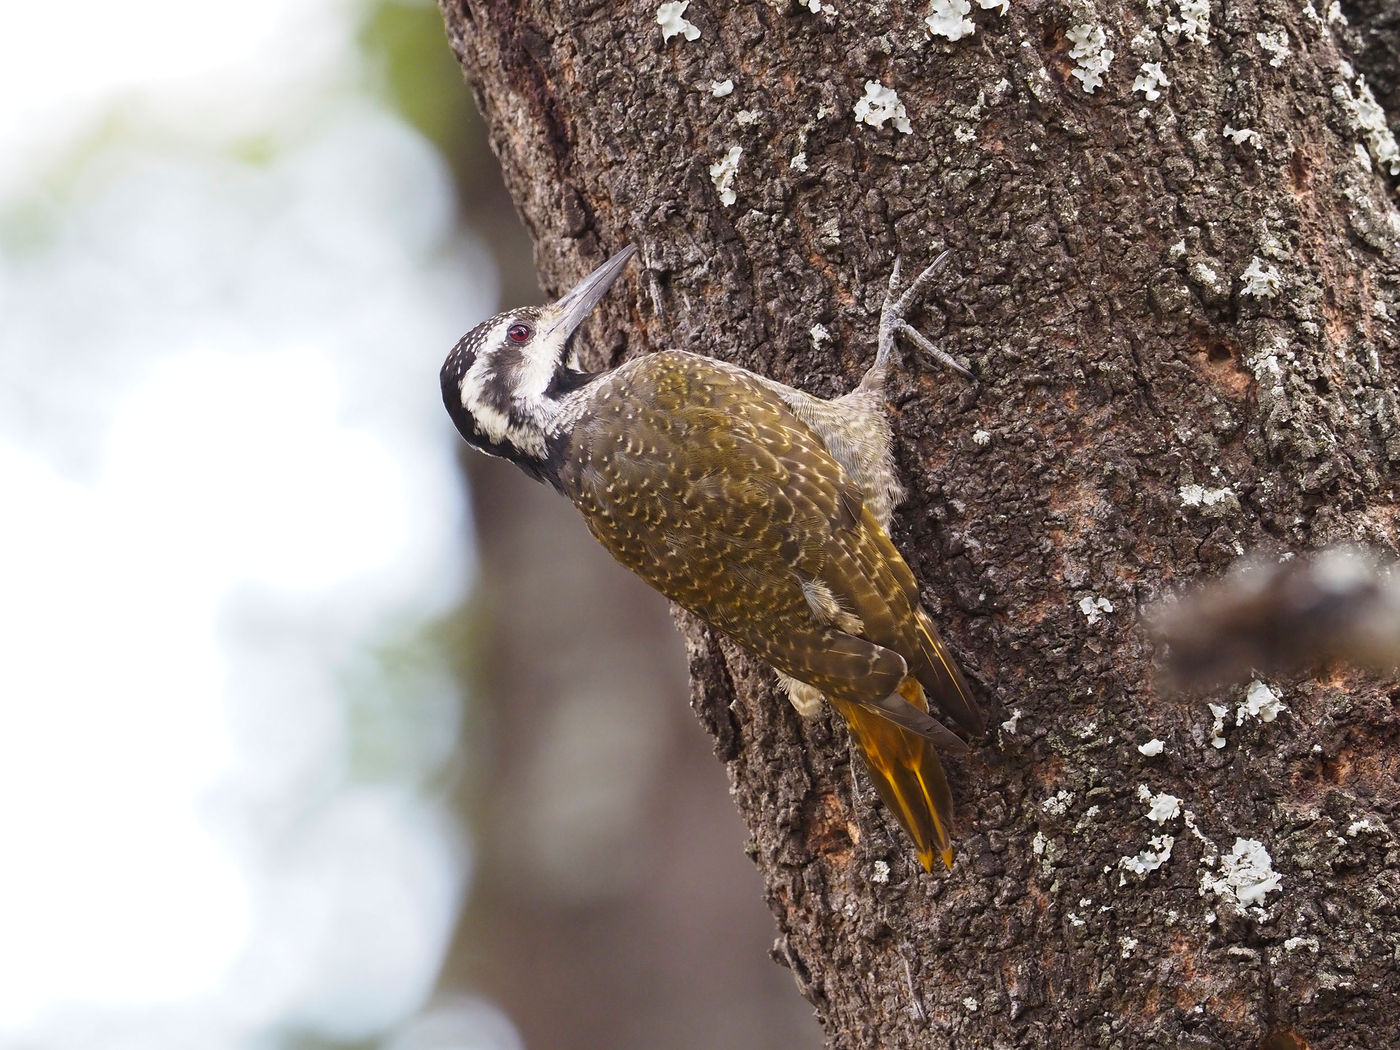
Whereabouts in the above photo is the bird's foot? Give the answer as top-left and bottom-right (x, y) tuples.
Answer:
(867, 250), (972, 388)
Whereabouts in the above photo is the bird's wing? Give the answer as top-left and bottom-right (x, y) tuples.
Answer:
(839, 513), (986, 736)
(560, 353), (965, 732)
(560, 352), (980, 867)
(560, 355), (893, 696)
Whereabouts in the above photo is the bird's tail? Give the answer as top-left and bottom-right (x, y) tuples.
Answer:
(830, 677), (956, 871)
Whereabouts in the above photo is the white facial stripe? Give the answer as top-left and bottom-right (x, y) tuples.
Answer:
(518, 317), (564, 398)
(476, 314), (565, 395)
(453, 311), (567, 462)
(461, 352), (510, 442)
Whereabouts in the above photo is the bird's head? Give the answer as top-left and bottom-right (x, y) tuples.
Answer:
(441, 244), (636, 482)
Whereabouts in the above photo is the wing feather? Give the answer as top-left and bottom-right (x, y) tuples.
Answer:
(559, 350), (978, 736)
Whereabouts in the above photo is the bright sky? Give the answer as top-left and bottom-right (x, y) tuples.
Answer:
(0, 1), (513, 1047)
(0, 0), (351, 196)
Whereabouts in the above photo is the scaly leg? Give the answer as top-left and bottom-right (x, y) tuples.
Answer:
(818, 250), (970, 529)
(860, 249), (972, 393)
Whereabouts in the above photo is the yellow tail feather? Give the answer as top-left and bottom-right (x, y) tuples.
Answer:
(830, 677), (957, 872)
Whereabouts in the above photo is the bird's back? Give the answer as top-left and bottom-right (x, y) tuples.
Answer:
(556, 351), (973, 724)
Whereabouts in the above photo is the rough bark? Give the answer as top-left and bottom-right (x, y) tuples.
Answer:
(439, 1), (1400, 1047)
(1338, 0), (1400, 123)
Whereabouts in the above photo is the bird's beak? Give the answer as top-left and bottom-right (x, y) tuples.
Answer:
(540, 244), (637, 346)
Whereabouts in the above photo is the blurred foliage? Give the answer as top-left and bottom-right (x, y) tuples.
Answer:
(359, 0), (486, 192)
(358, 0), (536, 306)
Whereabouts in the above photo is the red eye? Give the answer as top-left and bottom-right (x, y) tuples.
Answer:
(507, 322), (532, 343)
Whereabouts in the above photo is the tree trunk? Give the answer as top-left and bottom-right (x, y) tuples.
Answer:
(439, 2), (1400, 1047)
(1338, 1), (1400, 123)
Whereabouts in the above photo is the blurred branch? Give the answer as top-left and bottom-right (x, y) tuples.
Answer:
(1150, 547), (1400, 690)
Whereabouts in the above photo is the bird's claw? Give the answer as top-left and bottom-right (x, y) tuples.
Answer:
(875, 250), (973, 381)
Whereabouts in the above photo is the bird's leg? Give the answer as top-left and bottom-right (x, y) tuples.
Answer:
(861, 249), (972, 393)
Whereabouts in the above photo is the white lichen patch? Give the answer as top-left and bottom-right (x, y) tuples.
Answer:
(1208, 702), (1230, 748)
(925, 0), (975, 41)
(657, 0), (700, 42)
(853, 81), (912, 133)
(1067, 24), (1114, 94)
(1257, 227), (1287, 260)
(973, 428), (992, 446)
(963, 996), (981, 1012)
(1239, 679), (1286, 724)
(1257, 29), (1290, 68)
(1119, 834), (1175, 881)
(1119, 787), (1184, 883)
(735, 109), (760, 125)
(871, 859), (891, 883)
(1285, 935), (1320, 953)
(923, 0), (1009, 40)
(1119, 935), (1139, 957)
(1147, 795), (1181, 823)
(1069, 912), (1086, 927)
(1240, 257), (1281, 297)
(1078, 594), (1114, 625)
(709, 145), (742, 206)
(1138, 738), (1165, 757)
(1224, 126), (1263, 149)
(1000, 708), (1023, 734)
(1178, 483), (1234, 507)
(1138, 784), (1182, 823)
(809, 323), (831, 348)
(1166, 0), (1211, 44)
(1334, 75), (1400, 175)
(789, 151), (808, 172)
(1243, 336), (1287, 391)
(1190, 261), (1226, 297)
(1200, 837), (1282, 912)
(710, 79), (734, 97)
(1042, 789), (1074, 817)
(1133, 62), (1170, 101)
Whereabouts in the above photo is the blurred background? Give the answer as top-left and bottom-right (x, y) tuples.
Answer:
(0, 1), (818, 1047)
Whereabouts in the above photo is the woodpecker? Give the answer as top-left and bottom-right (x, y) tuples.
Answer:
(441, 244), (984, 871)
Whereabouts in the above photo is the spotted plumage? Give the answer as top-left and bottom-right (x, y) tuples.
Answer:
(441, 244), (984, 871)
